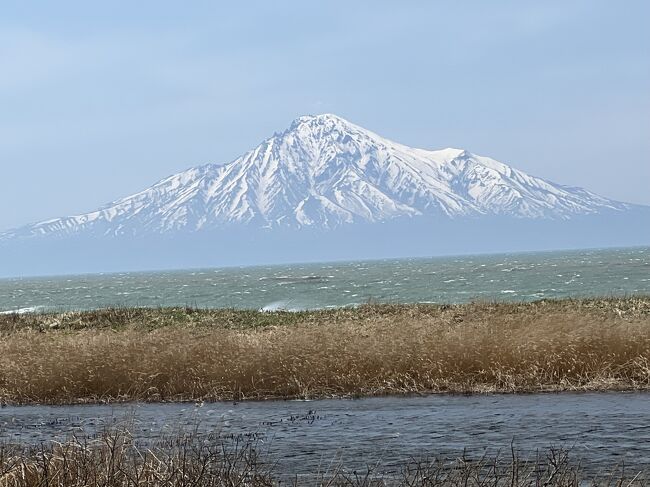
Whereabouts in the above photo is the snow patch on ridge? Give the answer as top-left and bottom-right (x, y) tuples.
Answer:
(1, 114), (634, 240)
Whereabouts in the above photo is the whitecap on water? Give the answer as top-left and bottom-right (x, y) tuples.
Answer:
(260, 300), (303, 312)
(0, 306), (47, 315)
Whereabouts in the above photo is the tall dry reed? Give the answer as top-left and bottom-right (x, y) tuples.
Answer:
(0, 429), (646, 486)
(1, 298), (649, 404)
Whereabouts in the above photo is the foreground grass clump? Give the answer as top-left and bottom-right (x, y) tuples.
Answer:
(1, 298), (649, 404)
(0, 429), (647, 487)
(0, 430), (273, 487)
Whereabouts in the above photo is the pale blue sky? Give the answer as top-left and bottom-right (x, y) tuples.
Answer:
(1, 1), (648, 230)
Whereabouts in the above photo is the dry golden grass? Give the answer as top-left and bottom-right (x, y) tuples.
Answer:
(0, 429), (274, 487)
(1, 298), (649, 404)
(1, 429), (646, 486)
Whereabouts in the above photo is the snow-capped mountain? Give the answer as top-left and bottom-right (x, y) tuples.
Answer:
(1, 114), (633, 240)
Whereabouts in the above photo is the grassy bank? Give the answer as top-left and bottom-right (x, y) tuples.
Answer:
(1, 298), (650, 404)
(1, 429), (647, 486)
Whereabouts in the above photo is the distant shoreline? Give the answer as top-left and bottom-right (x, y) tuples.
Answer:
(1, 297), (649, 405)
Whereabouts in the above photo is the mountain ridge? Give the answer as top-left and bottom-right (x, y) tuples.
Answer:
(1, 113), (636, 240)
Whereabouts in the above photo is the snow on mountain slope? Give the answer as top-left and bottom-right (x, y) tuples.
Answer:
(1, 114), (632, 239)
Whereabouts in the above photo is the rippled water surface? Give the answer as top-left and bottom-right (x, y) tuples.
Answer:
(2, 393), (650, 474)
(1, 247), (649, 313)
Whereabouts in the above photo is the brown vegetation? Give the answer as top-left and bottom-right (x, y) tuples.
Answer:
(1, 429), (647, 487)
(1, 298), (650, 404)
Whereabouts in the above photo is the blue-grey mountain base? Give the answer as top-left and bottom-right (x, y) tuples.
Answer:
(1, 114), (648, 277)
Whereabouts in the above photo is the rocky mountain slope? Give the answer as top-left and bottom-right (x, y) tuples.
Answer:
(1, 114), (632, 239)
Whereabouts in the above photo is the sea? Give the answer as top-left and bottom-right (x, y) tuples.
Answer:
(0, 246), (648, 313)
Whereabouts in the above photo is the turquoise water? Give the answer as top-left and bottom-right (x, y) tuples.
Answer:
(1, 247), (649, 313)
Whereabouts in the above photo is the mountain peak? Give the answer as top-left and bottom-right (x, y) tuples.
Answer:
(293, 113), (351, 124)
(1, 115), (633, 240)
(286, 113), (369, 137)
(297, 112), (340, 120)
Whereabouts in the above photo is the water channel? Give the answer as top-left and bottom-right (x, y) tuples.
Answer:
(2, 392), (649, 476)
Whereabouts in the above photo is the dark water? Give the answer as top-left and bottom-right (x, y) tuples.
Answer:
(2, 393), (650, 474)
(1, 247), (649, 313)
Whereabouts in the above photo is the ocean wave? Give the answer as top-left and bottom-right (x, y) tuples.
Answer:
(259, 300), (304, 312)
(0, 306), (47, 315)
(258, 275), (329, 283)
